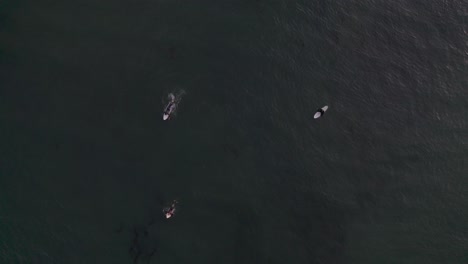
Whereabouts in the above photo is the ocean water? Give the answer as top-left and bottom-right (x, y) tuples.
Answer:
(0, 0), (467, 263)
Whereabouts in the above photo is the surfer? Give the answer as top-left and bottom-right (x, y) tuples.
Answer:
(162, 90), (186, 121)
(314, 105), (328, 119)
(163, 93), (176, 120)
(163, 200), (178, 219)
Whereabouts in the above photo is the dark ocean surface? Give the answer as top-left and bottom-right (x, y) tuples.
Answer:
(0, 0), (467, 263)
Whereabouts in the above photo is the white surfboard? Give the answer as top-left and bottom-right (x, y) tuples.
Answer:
(314, 105), (328, 119)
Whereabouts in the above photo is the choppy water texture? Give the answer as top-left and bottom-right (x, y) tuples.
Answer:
(0, 0), (467, 263)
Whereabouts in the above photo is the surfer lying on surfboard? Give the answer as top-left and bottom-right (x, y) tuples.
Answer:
(314, 105), (328, 119)
(162, 90), (185, 121)
(163, 200), (178, 219)
(163, 94), (176, 120)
